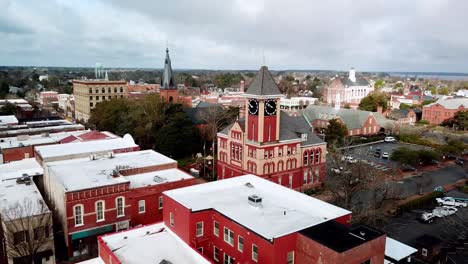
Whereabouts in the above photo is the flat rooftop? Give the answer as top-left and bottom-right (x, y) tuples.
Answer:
(47, 150), (188, 192)
(36, 135), (138, 159)
(385, 237), (417, 262)
(0, 158), (43, 181)
(0, 179), (49, 219)
(299, 220), (384, 253)
(0, 130), (88, 149)
(0, 124), (85, 137)
(100, 222), (210, 264)
(164, 175), (351, 240)
(0, 115), (19, 126)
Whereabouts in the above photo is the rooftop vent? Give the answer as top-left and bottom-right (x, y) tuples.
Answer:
(108, 152), (115, 158)
(245, 182), (254, 188)
(153, 176), (167, 183)
(89, 154), (97, 160)
(16, 175), (31, 185)
(248, 194), (262, 207)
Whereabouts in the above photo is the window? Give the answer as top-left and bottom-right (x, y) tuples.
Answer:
(114, 87), (117, 93)
(89, 88), (92, 93)
(120, 87), (123, 93)
(224, 253), (234, 264)
(89, 96), (93, 100)
(238, 236), (244, 252)
(96, 200), (105, 222)
(108, 87), (111, 93)
(95, 89), (98, 93)
(158, 196), (163, 209)
(252, 244), (258, 262)
(303, 171), (308, 184)
(13, 231), (29, 245)
(289, 175), (293, 188)
(422, 248), (428, 257)
(287, 251), (294, 264)
(224, 227), (234, 246)
(213, 221), (219, 237)
(116, 197), (125, 217)
(360, 260), (370, 264)
(102, 96), (105, 100)
(196, 221), (204, 237)
(74, 204), (84, 226)
(102, 88), (105, 93)
(170, 212), (174, 227)
(278, 148), (283, 156)
(90, 102), (93, 107)
(303, 151), (308, 165)
(197, 247), (204, 254)
(138, 200), (145, 214)
(213, 247), (220, 261)
(34, 226), (46, 240)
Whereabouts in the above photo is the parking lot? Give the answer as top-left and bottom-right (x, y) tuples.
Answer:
(343, 141), (430, 172)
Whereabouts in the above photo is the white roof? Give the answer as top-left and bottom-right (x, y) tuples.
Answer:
(0, 158), (43, 181)
(77, 258), (105, 264)
(424, 98), (468, 109)
(0, 115), (18, 125)
(0, 130), (88, 149)
(0, 99), (28, 104)
(127, 168), (192, 188)
(36, 137), (138, 159)
(100, 222), (210, 264)
(385, 237), (417, 261)
(164, 175), (351, 240)
(47, 150), (181, 192)
(0, 180), (49, 219)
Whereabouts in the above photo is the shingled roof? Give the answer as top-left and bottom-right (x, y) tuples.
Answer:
(245, 66), (282, 96)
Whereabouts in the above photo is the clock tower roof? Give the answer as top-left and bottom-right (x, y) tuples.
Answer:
(245, 66), (283, 97)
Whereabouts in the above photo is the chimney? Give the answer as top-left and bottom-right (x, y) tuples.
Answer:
(349, 68), (356, 83)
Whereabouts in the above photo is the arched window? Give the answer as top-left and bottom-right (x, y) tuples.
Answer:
(278, 161), (284, 171)
(303, 151), (309, 165)
(292, 159), (297, 169)
(73, 204), (84, 226)
(315, 149), (321, 164)
(286, 160), (290, 170)
(96, 200), (105, 222)
(269, 163), (274, 173)
(264, 164), (269, 174)
(310, 149), (315, 165)
(169, 96), (174, 103)
(116, 196), (125, 217)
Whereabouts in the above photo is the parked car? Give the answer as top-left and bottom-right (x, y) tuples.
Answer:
(420, 206), (458, 223)
(382, 152), (389, 159)
(374, 151), (381, 158)
(345, 156), (357, 164)
(436, 197), (468, 207)
(455, 159), (464, 166)
(384, 136), (396, 143)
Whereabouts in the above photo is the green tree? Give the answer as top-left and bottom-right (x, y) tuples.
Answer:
(285, 75), (295, 82)
(399, 103), (411, 110)
(358, 92), (389, 112)
(0, 79), (9, 99)
(441, 110), (468, 130)
(390, 147), (420, 166)
(214, 73), (244, 88)
(439, 87), (449, 95)
(374, 79), (384, 89)
(436, 140), (466, 156)
(325, 119), (348, 147)
(0, 102), (16, 115)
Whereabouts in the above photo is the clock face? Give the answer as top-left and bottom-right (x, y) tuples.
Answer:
(264, 99), (277, 116)
(248, 99), (259, 115)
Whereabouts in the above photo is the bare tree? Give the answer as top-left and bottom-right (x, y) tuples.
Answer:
(200, 105), (239, 178)
(1, 199), (53, 264)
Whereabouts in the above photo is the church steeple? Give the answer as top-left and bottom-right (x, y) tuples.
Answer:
(161, 48), (175, 89)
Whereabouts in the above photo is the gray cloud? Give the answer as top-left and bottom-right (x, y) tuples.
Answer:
(0, 0), (467, 72)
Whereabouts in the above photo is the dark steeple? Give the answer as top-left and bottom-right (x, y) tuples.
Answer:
(245, 66), (282, 96)
(161, 48), (175, 90)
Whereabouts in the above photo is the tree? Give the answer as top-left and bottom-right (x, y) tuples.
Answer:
(343, 103), (351, 109)
(0, 79), (9, 99)
(436, 140), (466, 156)
(325, 119), (348, 147)
(0, 102), (17, 115)
(390, 147), (419, 166)
(1, 199), (53, 264)
(452, 110), (468, 130)
(374, 79), (384, 90)
(399, 103), (411, 110)
(214, 73), (244, 88)
(358, 92), (389, 112)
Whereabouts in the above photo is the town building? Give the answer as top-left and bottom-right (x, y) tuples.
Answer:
(58, 93), (73, 111)
(324, 68), (374, 108)
(217, 66), (327, 191)
(126, 83), (158, 99)
(280, 97), (318, 112)
(81, 175), (416, 264)
(43, 149), (195, 260)
(422, 98), (468, 125)
(303, 105), (395, 136)
(0, 119), (85, 138)
(0, 130), (117, 163)
(0, 173), (55, 264)
(38, 91), (59, 107)
(387, 108), (421, 125)
(0, 99), (35, 120)
(159, 48), (180, 104)
(73, 79), (128, 122)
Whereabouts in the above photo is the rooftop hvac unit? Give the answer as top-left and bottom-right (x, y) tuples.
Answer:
(248, 194), (262, 207)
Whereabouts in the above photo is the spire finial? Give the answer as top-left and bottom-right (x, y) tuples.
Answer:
(166, 40), (169, 53)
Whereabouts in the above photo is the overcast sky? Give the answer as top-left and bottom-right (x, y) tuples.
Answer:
(1, 0), (467, 72)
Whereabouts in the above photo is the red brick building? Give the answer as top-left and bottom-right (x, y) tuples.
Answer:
(0, 130), (117, 163)
(44, 149), (195, 260)
(84, 175), (419, 264)
(422, 98), (468, 125)
(217, 66), (327, 191)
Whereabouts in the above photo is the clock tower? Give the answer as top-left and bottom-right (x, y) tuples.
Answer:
(245, 66), (283, 143)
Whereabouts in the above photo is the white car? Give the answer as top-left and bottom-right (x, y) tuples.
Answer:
(382, 152), (389, 159)
(384, 136), (396, 142)
(436, 197), (468, 207)
(344, 156), (357, 164)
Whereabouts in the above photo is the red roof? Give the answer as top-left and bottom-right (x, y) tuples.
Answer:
(78, 130), (110, 141)
(60, 135), (79, 144)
